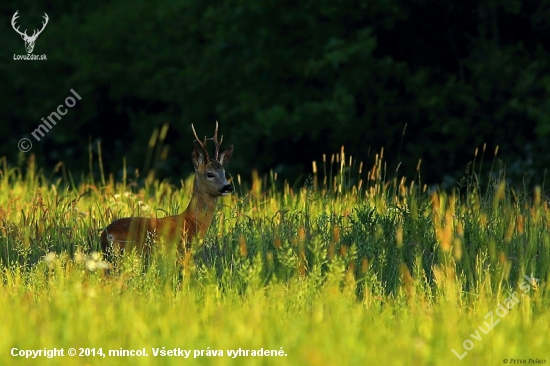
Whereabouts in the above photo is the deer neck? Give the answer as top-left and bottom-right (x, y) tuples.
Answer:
(181, 177), (218, 237)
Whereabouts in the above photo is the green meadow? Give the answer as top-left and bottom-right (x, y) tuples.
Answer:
(0, 150), (549, 366)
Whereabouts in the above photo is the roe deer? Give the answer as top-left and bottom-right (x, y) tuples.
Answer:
(100, 122), (233, 259)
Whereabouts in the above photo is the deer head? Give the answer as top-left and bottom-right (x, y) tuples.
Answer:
(11, 11), (49, 54)
(191, 122), (234, 197)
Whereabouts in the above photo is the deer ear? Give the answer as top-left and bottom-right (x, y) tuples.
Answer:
(218, 145), (233, 166)
(192, 142), (206, 171)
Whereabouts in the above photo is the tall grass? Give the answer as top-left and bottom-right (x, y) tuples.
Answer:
(0, 146), (548, 365)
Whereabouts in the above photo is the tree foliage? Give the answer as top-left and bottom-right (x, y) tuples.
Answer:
(1, 0), (549, 185)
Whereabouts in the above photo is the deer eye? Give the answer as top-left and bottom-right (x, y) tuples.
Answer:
(206, 172), (215, 178)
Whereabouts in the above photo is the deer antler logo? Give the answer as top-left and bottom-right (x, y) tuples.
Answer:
(11, 11), (49, 54)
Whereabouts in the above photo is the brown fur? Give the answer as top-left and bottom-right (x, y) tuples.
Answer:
(101, 128), (233, 259)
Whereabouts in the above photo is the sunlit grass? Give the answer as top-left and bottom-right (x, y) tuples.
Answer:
(0, 148), (549, 365)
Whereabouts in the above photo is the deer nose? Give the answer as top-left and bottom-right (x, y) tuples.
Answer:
(219, 184), (233, 195)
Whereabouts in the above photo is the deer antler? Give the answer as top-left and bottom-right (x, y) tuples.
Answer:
(32, 13), (49, 39)
(192, 122), (225, 162)
(207, 121), (224, 161)
(11, 11), (27, 37)
(191, 124), (210, 161)
(11, 11), (49, 40)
